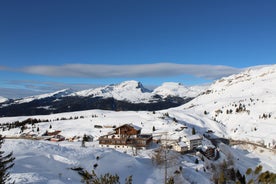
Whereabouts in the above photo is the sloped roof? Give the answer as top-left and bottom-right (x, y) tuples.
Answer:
(186, 134), (202, 141)
(115, 124), (141, 131)
(178, 141), (188, 147)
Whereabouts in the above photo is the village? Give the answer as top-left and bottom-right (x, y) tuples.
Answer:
(9, 117), (219, 161)
(1, 109), (275, 184)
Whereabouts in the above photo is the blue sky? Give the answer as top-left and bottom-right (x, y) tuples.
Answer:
(0, 0), (275, 98)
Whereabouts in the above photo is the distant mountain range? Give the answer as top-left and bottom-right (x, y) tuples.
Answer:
(0, 81), (206, 117)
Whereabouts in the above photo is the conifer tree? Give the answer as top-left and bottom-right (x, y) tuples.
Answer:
(0, 134), (15, 184)
(192, 127), (196, 135)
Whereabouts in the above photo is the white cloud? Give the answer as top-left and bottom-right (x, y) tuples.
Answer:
(0, 63), (244, 98)
(19, 63), (242, 80)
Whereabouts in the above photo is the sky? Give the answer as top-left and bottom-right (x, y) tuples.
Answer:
(0, 0), (275, 98)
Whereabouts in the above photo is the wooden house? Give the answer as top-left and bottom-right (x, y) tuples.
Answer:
(202, 145), (216, 159)
(114, 124), (141, 136)
(99, 124), (152, 148)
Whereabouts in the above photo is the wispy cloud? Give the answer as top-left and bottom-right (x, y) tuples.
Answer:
(0, 80), (102, 98)
(0, 66), (8, 70)
(16, 63), (242, 80)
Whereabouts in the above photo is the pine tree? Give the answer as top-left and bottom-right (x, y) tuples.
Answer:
(125, 175), (132, 184)
(246, 168), (252, 176)
(0, 134), (15, 184)
(192, 127), (196, 135)
(254, 165), (262, 175)
(166, 176), (174, 184)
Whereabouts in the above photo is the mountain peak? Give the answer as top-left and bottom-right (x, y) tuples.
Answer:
(154, 82), (206, 98)
(116, 80), (150, 93)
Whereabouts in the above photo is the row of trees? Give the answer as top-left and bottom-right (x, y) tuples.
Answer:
(1, 118), (49, 132)
(72, 167), (133, 184)
(209, 155), (276, 184)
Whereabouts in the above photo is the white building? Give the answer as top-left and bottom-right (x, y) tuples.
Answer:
(185, 134), (203, 150)
(173, 141), (188, 153)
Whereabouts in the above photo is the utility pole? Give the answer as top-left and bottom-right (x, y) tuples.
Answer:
(152, 131), (169, 184)
(164, 132), (167, 184)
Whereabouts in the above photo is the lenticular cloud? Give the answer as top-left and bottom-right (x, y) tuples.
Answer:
(17, 63), (242, 80)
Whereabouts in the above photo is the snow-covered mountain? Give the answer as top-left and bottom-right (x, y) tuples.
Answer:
(176, 64), (276, 147)
(72, 81), (207, 103)
(0, 81), (201, 116)
(13, 88), (74, 104)
(71, 80), (154, 103)
(0, 96), (8, 103)
(3, 80), (203, 105)
(153, 82), (207, 98)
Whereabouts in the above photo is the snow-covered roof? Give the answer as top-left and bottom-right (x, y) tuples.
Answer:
(202, 145), (216, 151)
(115, 124), (141, 131)
(178, 141), (188, 147)
(186, 134), (202, 141)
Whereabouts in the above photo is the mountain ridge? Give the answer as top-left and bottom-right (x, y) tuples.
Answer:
(0, 80), (201, 116)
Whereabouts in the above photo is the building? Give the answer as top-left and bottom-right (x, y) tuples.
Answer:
(99, 124), (153, 148)
(202, 145), (216, 158)
(185, 134), (203, 150)
(50, 134), (65, 142)
(173, 142), (188, 153)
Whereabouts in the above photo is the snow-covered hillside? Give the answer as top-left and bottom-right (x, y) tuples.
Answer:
(153, 82), (207, 98)
(177, 65), (276, 148)
(1, 108), (275, 184)
(0, 110), (212, 183)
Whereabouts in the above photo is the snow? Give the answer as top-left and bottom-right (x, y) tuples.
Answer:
(186, 134), (202, 141)
(178, 64), (276, 148)
(71, 80), (155, 103)
(0, 96), (8, 103)
(3, 139), (171, 184)
(4, 80), (206, 106)
(153, 82), (207, 98)
(1, 106), (275, 183)
(1, 65), (276, 183)
(13, 89), (73, 104)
